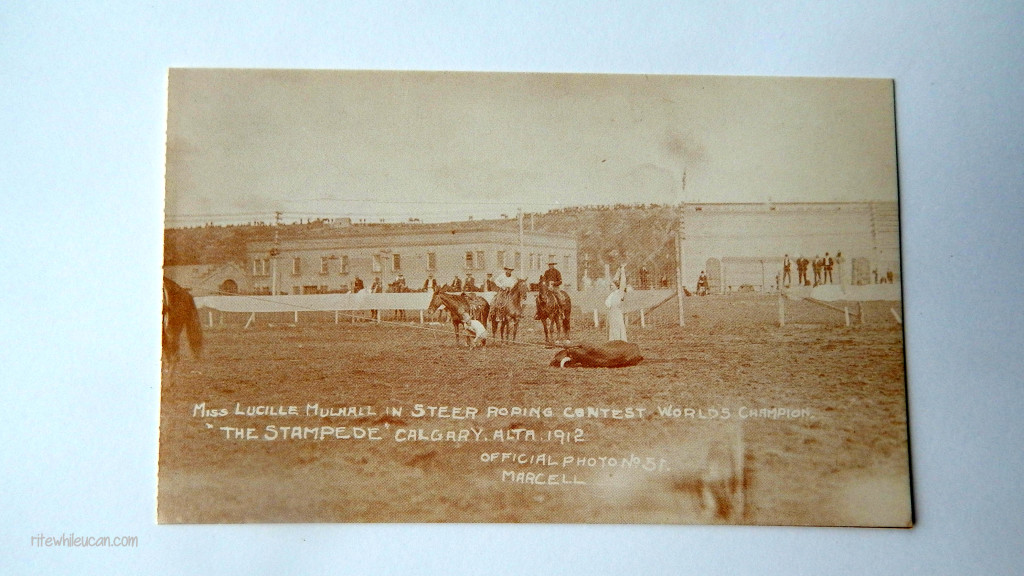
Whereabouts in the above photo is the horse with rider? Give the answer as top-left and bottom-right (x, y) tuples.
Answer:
(488, 266), (528, 343)
(535, 259), (571, 342)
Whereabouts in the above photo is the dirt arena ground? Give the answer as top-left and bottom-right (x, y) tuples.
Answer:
(158, 293), (911, 526)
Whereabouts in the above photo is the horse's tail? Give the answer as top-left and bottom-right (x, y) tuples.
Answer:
(166, 277), (203, 359)
(183, 293), (203, 358)
(559, 292), (572, 334)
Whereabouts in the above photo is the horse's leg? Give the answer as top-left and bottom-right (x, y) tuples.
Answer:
(164, 320), (182, 374)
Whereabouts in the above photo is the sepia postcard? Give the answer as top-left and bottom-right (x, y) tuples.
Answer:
(160, 69), (911, 526)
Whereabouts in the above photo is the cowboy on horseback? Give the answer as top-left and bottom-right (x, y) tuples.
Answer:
(541, 259), (562, 288)
(536, 259), (562, 318)
(491, 264), (516, 293)
(492, 265), (518, 309)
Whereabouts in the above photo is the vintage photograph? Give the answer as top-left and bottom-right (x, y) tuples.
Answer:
(160, 69), (910, 526)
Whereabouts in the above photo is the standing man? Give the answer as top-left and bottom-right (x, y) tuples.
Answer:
(782, 254), (792, 288)
(370, 276), (382, 321)
(353, 276), (365, 293)
(423, 274), (438, 292)
(464, 273), (478, 292)
(484, 273), (498, 292)
(823, 252), (834, 284)
(836, 252), (846, 290)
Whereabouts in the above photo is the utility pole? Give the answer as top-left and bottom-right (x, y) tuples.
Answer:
(271, 211), (282, 295)
(518, 208), (525, 279)
(676, 222), (685, 327)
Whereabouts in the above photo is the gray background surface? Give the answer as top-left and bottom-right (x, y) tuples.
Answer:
(2, 2), (1021, 574)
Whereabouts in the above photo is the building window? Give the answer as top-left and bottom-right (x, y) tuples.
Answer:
(427, 252), (437, 271)
(515, 252), (521, 270)
(372, 254), (383, 273)
(292, 257), (302, 275)
(392, 253), (401, 272)
(475, 251), (485, 270)
(341, 255), (349, 274)
(320, 256), (331, 275)
(253, 258), (269, 276)
(465, 251), (474, 269)
(497, 250), (505, 268)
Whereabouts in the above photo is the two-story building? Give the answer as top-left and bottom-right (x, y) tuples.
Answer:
(246, 225), (578, 295)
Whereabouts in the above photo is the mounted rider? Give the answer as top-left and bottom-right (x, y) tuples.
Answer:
(492, 265), (519, 316)
(536, 259), (563, 319)
(541, 259), (562, 289)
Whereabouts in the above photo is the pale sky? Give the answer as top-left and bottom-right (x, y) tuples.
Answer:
(165, 69), (897, 226)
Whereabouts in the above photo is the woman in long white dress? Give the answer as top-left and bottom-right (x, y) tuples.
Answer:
(605, 284), (627, 342)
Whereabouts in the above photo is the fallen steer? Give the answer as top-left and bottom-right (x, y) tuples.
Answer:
(550, 340), (643, 368)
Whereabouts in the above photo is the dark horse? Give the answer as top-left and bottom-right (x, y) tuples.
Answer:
(428, 291), (490, 346)
(536, 282), (572, 343)
(488, 279), (528, 343)
(162, 277), (202, 371)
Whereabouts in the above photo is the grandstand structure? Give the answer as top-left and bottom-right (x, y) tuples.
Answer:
(678, 201), (901, 294)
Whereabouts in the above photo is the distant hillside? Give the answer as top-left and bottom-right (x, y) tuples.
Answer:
(164, 204), (683, 282)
